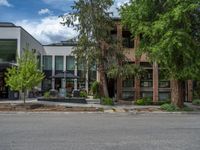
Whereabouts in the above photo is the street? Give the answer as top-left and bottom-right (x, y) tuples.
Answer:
(0, 113), (200, 150)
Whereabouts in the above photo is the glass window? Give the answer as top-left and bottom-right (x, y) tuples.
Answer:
(0, 39), (17, 63)
(123, 79), (134, 87)
(159, 81), (170, 88)
(66, 56), (75, 71)
(122, 31), (134, 48)
(122, 91), (134, 100)
(141, 69), (153, 87)
(55, 56), (63, 71)
(159, 92), (171, 100)
(43, 55), (52, 70)
(141, 92), (153, 98)
(37, 54), (41, 69)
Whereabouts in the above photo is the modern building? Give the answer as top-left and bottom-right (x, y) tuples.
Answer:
(0, 22), (44, 99)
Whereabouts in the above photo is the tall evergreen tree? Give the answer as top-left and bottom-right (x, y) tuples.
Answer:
(121, 0), (200, 107)
(61, 0), (141, 97)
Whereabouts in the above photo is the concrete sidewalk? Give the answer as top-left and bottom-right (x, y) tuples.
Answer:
(0, 99), (199, 113)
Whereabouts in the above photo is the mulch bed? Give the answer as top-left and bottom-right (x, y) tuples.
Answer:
(0, 103), (103, 112)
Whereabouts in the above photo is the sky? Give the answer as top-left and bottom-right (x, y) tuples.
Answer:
(0, 0), (129, 44)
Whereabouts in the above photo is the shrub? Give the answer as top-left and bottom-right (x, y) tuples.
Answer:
(44, 91), (50, 98)
(153, 100), (171, 105)
(80, 91), (88, 98)
(160, 104), (179, 111)
(135, 97), (152, 105)
(102, 97), (114, 106)
(192, 99), (200, 105)
(91, 81), (100, 98)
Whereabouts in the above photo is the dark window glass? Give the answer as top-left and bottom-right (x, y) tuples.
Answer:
(159, 92), (171, 100)
(0, 39), (17, 63)
(141, 69), (153, 87)
(55, 56), (63, 71)
(66, 56), (75, 71)
(122, 31), (134, 48)
(43, 55), (52, 70)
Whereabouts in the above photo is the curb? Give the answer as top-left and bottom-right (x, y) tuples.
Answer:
(0, 110), (200, 115)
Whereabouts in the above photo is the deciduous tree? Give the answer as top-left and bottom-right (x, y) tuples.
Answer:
(121, 0), (200, 107)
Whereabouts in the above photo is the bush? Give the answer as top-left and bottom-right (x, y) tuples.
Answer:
(102, 97), (114, 106)
(135, 97), (152, 105)
(160, 104), (179, 111)
(91, 81), (100, 98)
(44, 91), (50, 98)
(153, 100), (171, 105)
(192, 99), (200, 105)
(80, 91), (88, 98)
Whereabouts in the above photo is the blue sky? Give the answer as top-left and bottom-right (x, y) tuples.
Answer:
(0, 0), (128, 44)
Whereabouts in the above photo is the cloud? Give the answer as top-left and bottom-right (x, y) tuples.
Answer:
(111, 0), (129, 17)
(0, 0), (12, 7)
(15, 16), (78, 45)
(38, 8), (53, 15)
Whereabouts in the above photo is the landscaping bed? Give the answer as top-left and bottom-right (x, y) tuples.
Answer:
(37, 97), (87, 104)
(0, 103), (103, 112)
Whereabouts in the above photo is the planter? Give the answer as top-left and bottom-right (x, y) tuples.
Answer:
(37, 97), (87, 104)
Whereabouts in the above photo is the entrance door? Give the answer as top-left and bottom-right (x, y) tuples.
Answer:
(0, 71), (8, 99)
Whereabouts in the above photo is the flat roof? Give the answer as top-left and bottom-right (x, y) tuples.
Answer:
(0, 22), (43, 46)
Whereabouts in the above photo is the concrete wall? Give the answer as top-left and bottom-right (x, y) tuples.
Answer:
(20, 28), (44, 56)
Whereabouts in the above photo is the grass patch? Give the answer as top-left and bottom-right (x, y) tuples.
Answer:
(161, 104), (193, 112)
(101, 97), (114, 106)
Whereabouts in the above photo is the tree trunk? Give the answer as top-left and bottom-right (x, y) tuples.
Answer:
(23, 89), (26, 104)
(99, 65), (109, 97)
(171, 80), (185, 108)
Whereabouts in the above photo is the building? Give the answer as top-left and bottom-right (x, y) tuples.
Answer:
(0, 22), (193, 102)
(0, 22), (44, 99)
(108, 19), (193, 103)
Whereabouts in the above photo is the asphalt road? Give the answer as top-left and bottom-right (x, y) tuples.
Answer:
(0, 113), (200, 150)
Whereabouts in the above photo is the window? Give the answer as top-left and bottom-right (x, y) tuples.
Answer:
(0, 39), (17, 63)
(159, 81), (170, 88)
(122, 31), (134, 48)
(66, 56), (75, 71)
(123, 79), (134, 87)
(37, 54), (41, 69)
(141, 69), (153, 87)
(43, 55), (52, 70)
(141, 92), (153, 98)
(55, 56), (63, 71)
(159, 92), (170, 100)
(122, 91), (134, 100)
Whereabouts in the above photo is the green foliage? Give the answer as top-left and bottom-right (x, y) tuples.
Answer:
(192, 99), (200, 105)
(121, 0), (200, 80)
(5, 49), (44, 103)
(91, 81), (100, 98)
(80, 91), (88, 98)
(160, 104), (179, 111)
(153, 100), (171, 105)
(61, 0), (141, 97)
(135, 97), (152, 105)
(161, 103), (193, 111)
(44, 91), (50, 98)
(102, 97), (114, 106)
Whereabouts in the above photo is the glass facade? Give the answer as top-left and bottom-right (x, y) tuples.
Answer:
(122, 79), (134, 100)
(66, 56), (75, 71)
(141, 69), (153, 87)
(0, 39), (17, 63)
(55, 56), (63, 71)
(43, 55), (52, 70)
